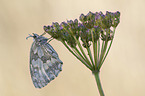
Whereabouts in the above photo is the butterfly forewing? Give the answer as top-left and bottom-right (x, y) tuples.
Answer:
(29, 34), (63, 88)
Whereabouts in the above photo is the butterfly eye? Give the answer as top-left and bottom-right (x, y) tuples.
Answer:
(33, 35), (37, 39)
(38, 40), (43, 43)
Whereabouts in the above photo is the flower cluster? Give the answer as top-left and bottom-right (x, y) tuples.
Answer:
(44, 11), (120, 48)
(43, 11), (120, 96)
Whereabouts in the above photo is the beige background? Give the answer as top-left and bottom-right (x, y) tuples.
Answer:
(0, 0), (145, 96)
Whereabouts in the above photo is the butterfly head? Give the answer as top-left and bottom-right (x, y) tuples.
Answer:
(26, 33), (48, 45)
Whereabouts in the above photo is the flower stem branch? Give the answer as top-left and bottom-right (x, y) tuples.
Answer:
(98, 41), (108, 69)
(91, 30), (98, 68)
(99, 28), (116, 69)
(62, 41), (92, 70)
(97, 39), (100, 63)
(73, 47), (93, 69)
(98, 41), (104, 66)
(86, 44), (95, 68)
(75, 38), (92, 67)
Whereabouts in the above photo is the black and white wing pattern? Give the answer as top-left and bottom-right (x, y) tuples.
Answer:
(28, 33), (63, 88)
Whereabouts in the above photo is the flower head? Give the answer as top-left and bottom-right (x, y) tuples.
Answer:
(44, 11), (120, 48)
(43, 11), (120, 71)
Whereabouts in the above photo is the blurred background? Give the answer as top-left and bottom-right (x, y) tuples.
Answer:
(0, 0), (145, 96)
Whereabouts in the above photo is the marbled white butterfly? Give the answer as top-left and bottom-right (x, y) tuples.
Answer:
(27, 33), (63, 88)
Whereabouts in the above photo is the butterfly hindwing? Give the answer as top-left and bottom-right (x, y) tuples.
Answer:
(29, 33), (63, 88)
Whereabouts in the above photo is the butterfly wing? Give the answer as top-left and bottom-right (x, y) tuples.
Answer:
(30, 41), (63, 88)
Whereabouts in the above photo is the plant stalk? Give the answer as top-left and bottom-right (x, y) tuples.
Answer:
(93, 71), (105, 96)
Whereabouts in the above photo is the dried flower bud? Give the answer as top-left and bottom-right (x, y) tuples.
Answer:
(43, 25), (50, 32)
(43, 25), (54, 36)
(52, 22), (60, 32)
(79, 14), (87, 22)
(67, 20), (73, 26)
(101, 29), (114, 41)
(111, 11), (120, 27)
(74, 19), (78, 28)
(61, 22), (69, 29)
(66, 36), (77, 48)
(86, 11), (94, 20)
(79, 28), (92, 48)
(91, 26), (101, 41)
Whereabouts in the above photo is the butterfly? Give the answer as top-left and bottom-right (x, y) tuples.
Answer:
(27, 33), (63, 88)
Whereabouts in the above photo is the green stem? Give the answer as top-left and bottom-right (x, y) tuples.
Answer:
(99, 41), (112, 67)
(86, 46), (95, 68)
(98, 41), (105, 66)
(62, 41), (92, 70)
(98, 29), (109, 69)
(98, 41), (108, 69)
(75, 38), (92, 67)
(94, 41), (98, 68)
(66, 28), (92, 68)
(91, 30), (97, 68)
(97, 39), (100, 64)
(93, 71), (105, 96)
(99, 28), (116, 68)
(73, 47), (93, 69)
(83, 40), (95, 68)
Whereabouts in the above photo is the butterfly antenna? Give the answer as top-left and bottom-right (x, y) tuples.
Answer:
(26, 34), (33, 40)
